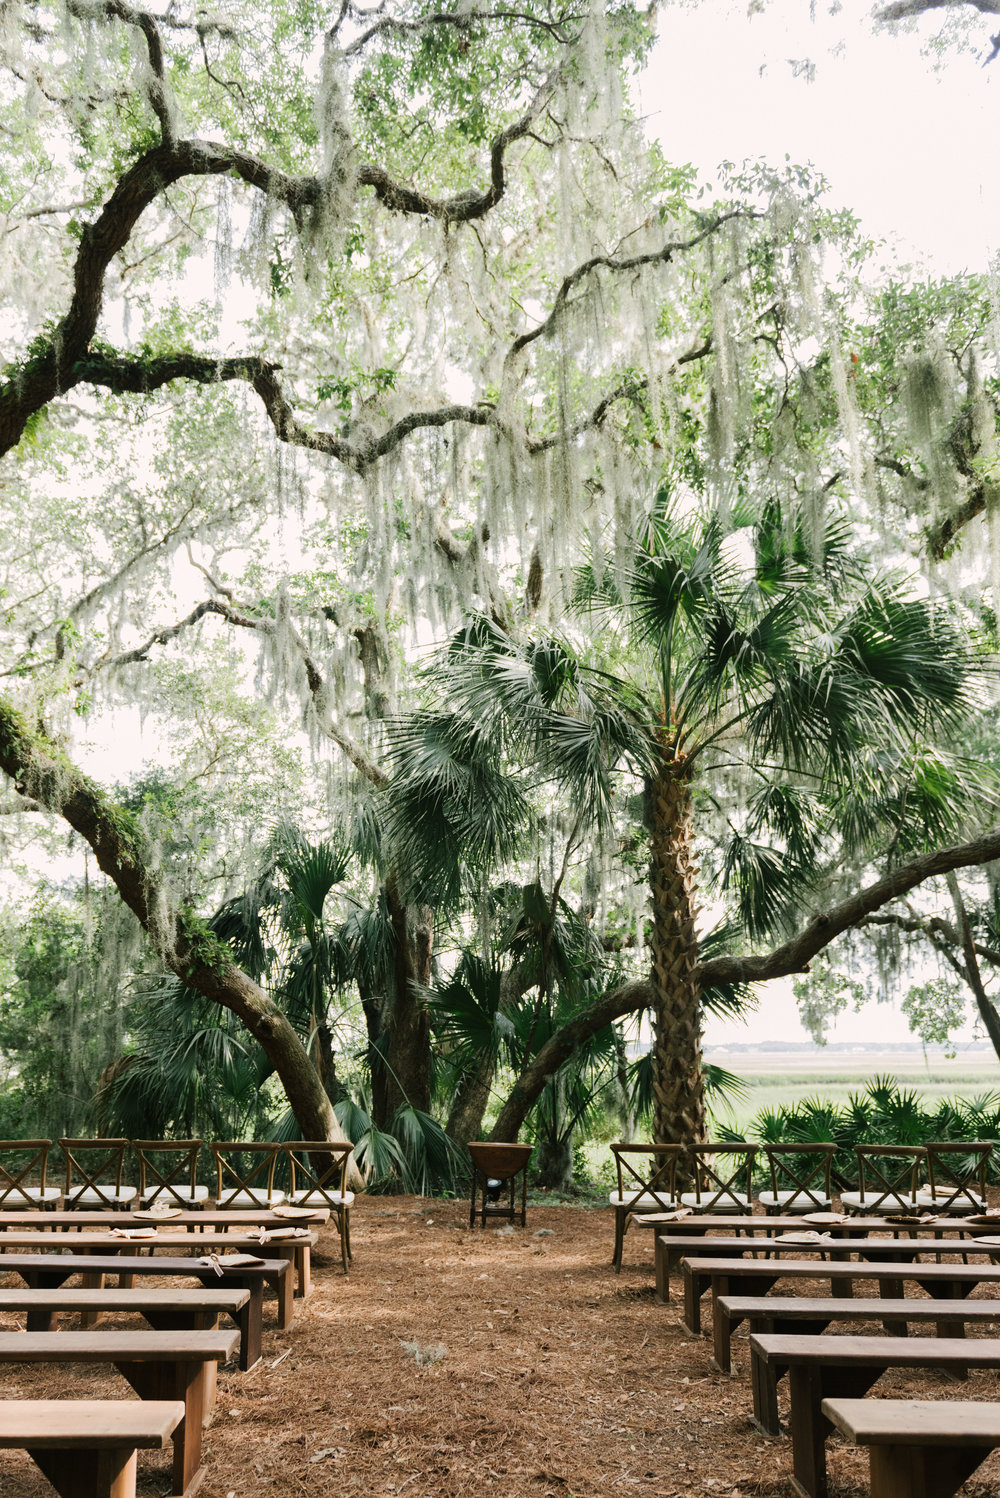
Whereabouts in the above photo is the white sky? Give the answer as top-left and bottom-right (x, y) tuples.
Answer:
(642, 0), (999, 279)
(643, 1), (998, 1047)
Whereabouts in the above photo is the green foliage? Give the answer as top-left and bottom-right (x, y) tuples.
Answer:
(738, 1076), (1000, 1186)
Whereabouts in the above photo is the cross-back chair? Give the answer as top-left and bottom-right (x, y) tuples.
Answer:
(210, 1141), (286, 1209)
(60, 1137), (138, 1209)
(678, 1143), (756, 1213)
(609, 1143), (683, 1272)
(840, 1144), (924, 1215)
(133, 1139), (210, 1210)
(916, 1140), (992, 1214)
(759, 1143), (838, 1214)
(284, 1141), (354, 1272)
(0, 1140), (60, 1209)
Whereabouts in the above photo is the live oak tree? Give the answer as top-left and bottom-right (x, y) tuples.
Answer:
(2, 0), (1000, 1155)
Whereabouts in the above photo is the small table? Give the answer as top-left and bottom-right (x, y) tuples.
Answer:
(468, 1143), (532, 1228)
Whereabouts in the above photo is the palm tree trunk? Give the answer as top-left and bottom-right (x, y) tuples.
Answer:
(648, 758), (705, 1147)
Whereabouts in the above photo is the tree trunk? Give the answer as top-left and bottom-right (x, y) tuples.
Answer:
(0, 698), (364, 1189)
(380, 878), (432, 1120)
(648, 757), (705, 1148)
(445, 1052), (495, 1149)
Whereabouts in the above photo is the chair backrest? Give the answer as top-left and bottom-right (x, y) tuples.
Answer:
(764, 1143), (837, 1208)
(60, 1138), (129, 1203)
(611, 1144), (682, 1204)
(924, 1140), (993, 1212)
(210, 1141), (280, 1204)
(855, 1144), (924, 1211)
(284, 1142), (353, 1203)
(133, 1140), (203, 1206)
(0, 1140), (53, 1205)
(687, 1144), (757, 1210)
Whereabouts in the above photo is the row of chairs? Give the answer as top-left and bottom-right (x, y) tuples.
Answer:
(611, 1140), (993, 1216)
(0, 1137), (354, 1212)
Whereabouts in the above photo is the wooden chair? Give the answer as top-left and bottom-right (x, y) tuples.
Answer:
(0, 1139), (60, 1209)
(284, 1141), (354, 1272)
(209, 1141), (285, 1208)
(678, 1143), (756, 1213)
(758, 1142), (837, 1214)
(608, 1143), (682, 1271)
(60, 1138), (138, 1208)
(915, 1139), (992, 1213)
(839, 1143), (924, 1214)
(133, 1139), (210, 1210)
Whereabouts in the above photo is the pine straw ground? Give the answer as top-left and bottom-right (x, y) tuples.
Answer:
(3, 1198), (1000, 1498)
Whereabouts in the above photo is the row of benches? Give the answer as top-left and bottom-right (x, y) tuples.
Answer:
(661, 1219), (1000, 1498)
(0, 1203), (333, 1497)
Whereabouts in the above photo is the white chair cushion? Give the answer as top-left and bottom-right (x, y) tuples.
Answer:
(914, 1188), (986, 1213)
(758, 1190), (833, 1210)
(678, 1192), (752, 1211)
(290, 1189), (354, 1207)
(0, 1186), (61, 1207)
(216, 1189), (286, 1208)
(839, 1190), (917, 1213)
(66, 1186), (138, 1206)
(608, 1190), (677, 1211)
(141, 1185), (210, 1204)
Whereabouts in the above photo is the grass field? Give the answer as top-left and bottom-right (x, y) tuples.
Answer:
(705, 1047), (1000, 1133)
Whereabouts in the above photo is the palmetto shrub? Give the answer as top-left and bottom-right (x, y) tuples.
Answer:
(723, 1076), (1000, 1189)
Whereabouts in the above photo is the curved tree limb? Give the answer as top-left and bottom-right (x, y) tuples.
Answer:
(490, 977), (654, 1140)
(0, 694), (361, 1180)
(700, 828), (1000, 988)
(491, 828), (1000, 1139)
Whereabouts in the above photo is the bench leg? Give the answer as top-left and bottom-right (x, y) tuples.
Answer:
(682, 1268), (703, 1336)
(868, 1443), (992, 1498)
(750, 1345), (782, 1437)
(30, 1446), (138, 1498)
(654, 1234), (669, 1302)
(117, 1358), (207, 1498)
(296, 1244), (312, 1298)
(788, 1364), (881, 1498)
(274, 1256), (294, 1329)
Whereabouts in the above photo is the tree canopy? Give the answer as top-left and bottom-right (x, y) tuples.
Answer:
(1, 0), (999, 1168)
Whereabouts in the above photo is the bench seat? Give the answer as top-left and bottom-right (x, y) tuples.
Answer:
(750, 1332), (1000, 1498)
(0, 1327), (237, 1498)
(713, 1293), (1000, 1375)
(680, 1254), (1000, 1337)
(0, 1398), (185, 1498)
(821, 1397), (1000, 1498)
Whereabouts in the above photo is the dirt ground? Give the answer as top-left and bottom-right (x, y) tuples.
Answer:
(3, 1198), (1000, 1498)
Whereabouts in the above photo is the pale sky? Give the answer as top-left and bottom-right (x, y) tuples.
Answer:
(643, 0), (998, 278)
(644, 1), (997, 1047)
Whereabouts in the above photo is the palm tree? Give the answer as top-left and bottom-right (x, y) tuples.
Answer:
(434, 493), (985, 1147)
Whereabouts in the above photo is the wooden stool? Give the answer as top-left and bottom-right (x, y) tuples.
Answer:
(468, 1142), (532, 1228)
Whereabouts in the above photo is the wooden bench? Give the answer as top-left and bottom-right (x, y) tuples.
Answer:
(0, 1327), (238, 1498)
(713, 1293), (1000, 1375)
(750, 1332), (1000, 1496)
(821, 1397), (1000, 1498)
(0, 1285), (253, 1412)
(0, 1251), (289, 1356)
(645, 1218), (979, 1302)
(0, 1227), (316, 1301)
(0, 1398), (185, 1498)
(680, 1256), (1000, 1337)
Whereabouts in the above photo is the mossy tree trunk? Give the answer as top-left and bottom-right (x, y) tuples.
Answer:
(647, 754), (706, 1149)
